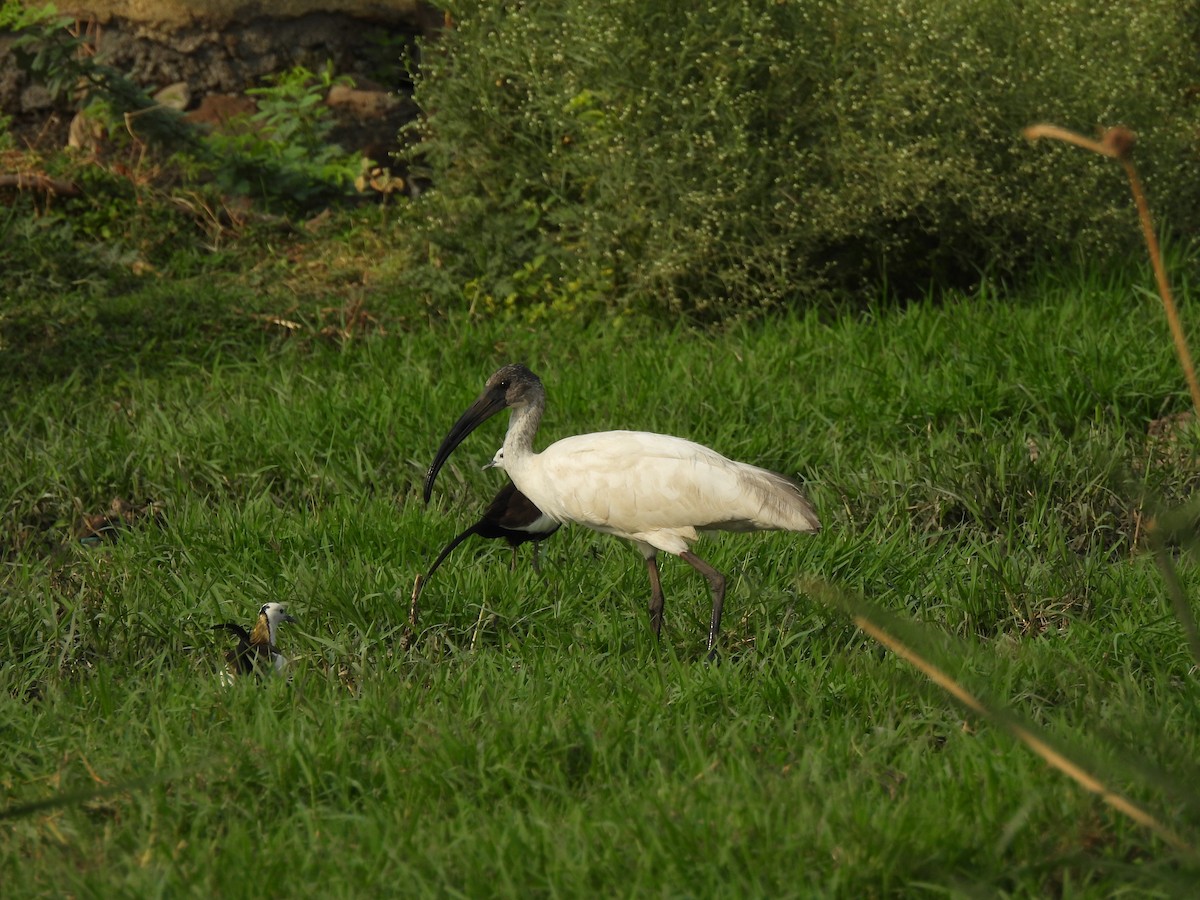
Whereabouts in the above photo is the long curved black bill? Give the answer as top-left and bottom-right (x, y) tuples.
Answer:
(423, 387), (509, 503)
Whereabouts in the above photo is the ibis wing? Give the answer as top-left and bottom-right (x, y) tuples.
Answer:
(528, 431), (819, 540)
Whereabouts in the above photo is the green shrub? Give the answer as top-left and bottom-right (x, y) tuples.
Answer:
(193, 63), (368, 211)
(405, 0), (1200, 318)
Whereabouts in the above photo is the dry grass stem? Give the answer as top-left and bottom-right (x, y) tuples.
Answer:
(853, 614), (1193, 853)
(1021, 124), (1119, 159)
(400, 573), (422, 651)
(1025, 121), (1200, 670)
(1147, 538), (1200, 669)
(1023, 123), (1200, 416)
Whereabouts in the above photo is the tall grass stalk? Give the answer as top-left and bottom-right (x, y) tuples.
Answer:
(824, 583), (1192, 853)
(1024, 124), (1200, 415)
(1026, 122), (1200, 669)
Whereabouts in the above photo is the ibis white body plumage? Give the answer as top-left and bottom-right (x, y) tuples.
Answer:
(495, 430), (819, 556)
(424, 365), (820, 657)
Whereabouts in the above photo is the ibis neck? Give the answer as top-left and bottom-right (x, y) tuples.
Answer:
(503, 400), (543, 460)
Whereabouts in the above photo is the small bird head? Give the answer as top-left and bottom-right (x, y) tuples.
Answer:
(485, 448), (506, 470)
(424, 364), (544, 503)
(260, 602), (296, 625)
(253, 602), (296, 645)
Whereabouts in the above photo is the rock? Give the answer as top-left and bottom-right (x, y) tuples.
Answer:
(20, 84), (54, 113)
(68, 108), (108, 152)
(4, 4), (441, 175)
(183, 93), (258, 132)
(59, 1), (440, 32)
(153, 81), (190, 110)
(326, 84), (399, 118)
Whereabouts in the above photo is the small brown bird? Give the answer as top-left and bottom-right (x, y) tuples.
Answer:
(213, 602), (296, 682)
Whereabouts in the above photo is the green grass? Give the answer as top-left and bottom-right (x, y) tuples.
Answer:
(4, 260), (1200, 895)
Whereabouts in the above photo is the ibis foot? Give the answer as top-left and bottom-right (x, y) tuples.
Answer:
(680, 551), (725, 657)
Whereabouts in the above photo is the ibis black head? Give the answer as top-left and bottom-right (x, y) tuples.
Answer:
(423, 364), (544, 503)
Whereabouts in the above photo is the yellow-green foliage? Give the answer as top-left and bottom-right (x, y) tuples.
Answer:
(406, 0), (1200, 318)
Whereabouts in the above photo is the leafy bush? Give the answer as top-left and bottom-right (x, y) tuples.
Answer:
(5, 4), (365, 213)
(193, 64), (368, 210)
(6, 1), (201, 151)
(405, 0), (1200, 318)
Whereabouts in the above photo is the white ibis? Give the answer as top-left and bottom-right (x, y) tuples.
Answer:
(212, 602), (296, 681)
(424, 364), (821, 656)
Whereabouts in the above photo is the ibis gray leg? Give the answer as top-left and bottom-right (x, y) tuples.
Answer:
(680, 551), (726, 658)
(645, 555), (665, 636)
(509, 546), (519, 572)
(531, 542), (542, 574)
